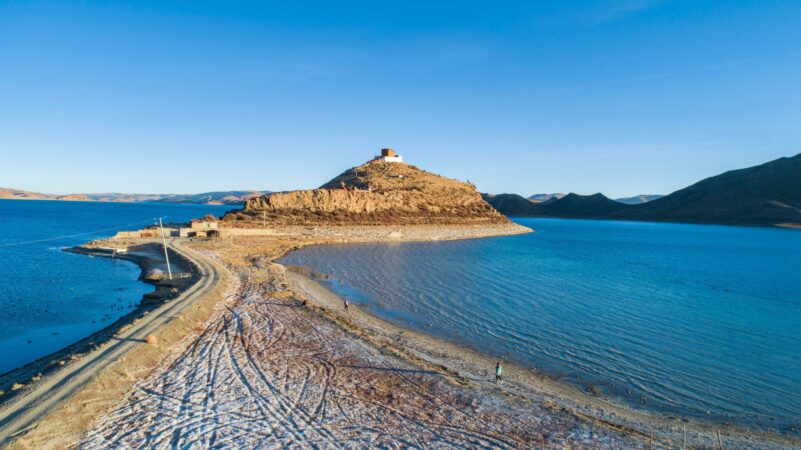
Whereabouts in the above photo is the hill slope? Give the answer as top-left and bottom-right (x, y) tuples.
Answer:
(225, 159), (507, 226)
(482, 193), (539, 216)
(485, 154), (801, 227)
(529, 193), (629, 219)
(615, 154), (801, 226)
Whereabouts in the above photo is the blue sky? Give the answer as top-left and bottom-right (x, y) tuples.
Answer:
(1, 1), (799, 197)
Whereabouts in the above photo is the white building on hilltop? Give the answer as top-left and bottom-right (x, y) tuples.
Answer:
(376, 148), (404, 163)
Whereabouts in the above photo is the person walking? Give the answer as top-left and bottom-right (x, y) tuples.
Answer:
(344, 298), (349, 311)
(495, 362), (503, 383)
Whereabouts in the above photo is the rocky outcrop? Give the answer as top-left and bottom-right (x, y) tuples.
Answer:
(226, 159), (507, 226)
(245, 189), (404, 214)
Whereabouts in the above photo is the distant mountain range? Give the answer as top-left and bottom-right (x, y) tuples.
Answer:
(484, 154), (801, 228)
(0, 188), (269, 205)
(526, 193), (661, 205)
(614, 194), (664, 205)
(528, 193), (565, 203)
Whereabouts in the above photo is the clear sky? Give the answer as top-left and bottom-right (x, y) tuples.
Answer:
(1, 1), (799, 198)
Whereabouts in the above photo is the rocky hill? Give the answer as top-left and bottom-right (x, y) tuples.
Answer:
(224, 159), (508, 226)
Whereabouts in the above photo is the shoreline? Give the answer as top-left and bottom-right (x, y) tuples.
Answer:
(0, 242), (195, 403)
(505, 214), (801, 231)
(6, 222), (798, 448)
(278, 242), (800, 449)
(76, 227), (648, 448)
(0, 240), (228, 447)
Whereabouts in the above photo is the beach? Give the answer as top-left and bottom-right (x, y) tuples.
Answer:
(5, 224), (799, 449)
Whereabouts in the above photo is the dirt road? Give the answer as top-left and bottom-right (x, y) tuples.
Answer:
(0, 240), (222, 446)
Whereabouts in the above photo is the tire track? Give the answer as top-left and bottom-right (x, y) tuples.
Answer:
(80, 248), (646, 449)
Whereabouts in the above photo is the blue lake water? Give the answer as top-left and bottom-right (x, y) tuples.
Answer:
(0, 199), (232, 375)
(280, 218), (801, 428)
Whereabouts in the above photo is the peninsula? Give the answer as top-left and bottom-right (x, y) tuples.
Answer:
(2, 152), (795, 450)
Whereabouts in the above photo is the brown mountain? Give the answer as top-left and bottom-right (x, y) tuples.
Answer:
(0, 189), (267, 205)
(482, 193), (539, 216)
(0, 188), (88, 201)
(486, 154), (801, 228)
(614, 154), (801, 227)
(225, 159), (507, 226)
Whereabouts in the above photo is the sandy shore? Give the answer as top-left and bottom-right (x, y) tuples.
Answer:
(6, 223), (800, 448)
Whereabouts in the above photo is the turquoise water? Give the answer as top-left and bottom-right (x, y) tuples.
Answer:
(0, 199), (232, 375)
(280, 218), (801, 429)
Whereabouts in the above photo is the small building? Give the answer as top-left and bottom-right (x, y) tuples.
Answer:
(376, 148), (404, 163)
(179, 219), (219, 238)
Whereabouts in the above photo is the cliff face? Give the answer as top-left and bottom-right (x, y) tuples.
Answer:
(226, 160), (507, 226)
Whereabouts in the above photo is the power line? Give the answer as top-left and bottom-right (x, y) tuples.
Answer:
(157, 217), (173, 280)
(0, 219), (154, 248)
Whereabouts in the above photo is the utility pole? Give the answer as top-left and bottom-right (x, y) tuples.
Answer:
(158, 217), (173, 280)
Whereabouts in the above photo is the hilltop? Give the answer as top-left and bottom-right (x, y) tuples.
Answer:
(224, 158), (508, 226)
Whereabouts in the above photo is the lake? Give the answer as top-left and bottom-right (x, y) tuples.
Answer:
(280, 218), (801, 429)
(0, 199), (231, 375)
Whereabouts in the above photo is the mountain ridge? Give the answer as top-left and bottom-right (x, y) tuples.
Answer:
(0, 188), (269, 205)
(485, 154), (801, 228)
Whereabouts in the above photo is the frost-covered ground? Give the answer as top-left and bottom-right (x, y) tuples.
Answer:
(81, 247), (644, 449)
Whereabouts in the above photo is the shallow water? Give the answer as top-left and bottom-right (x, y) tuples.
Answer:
(280, 218), (801, 428)
(0, 199), (231, 375)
